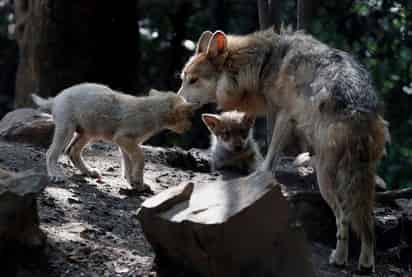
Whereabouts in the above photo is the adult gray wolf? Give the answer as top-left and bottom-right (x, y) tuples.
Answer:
(178, 28), (388, 273)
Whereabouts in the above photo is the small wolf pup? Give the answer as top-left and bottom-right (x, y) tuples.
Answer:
(202, 111), (262, 173)
(178, 29), (389, 272)
(32, 83), (196, 192)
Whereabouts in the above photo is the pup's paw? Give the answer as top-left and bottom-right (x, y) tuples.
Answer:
(329, 249), (347, 267)
(120, 183), (153, 196)
(86, 168), (101, 178)
(354, 265), (374, 276)
(49, 175), (66, 184)
(257, 162), (270, 173)
(132, 182), (152, 193)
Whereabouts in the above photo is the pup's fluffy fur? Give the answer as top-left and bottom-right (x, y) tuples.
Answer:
(178, 28), (389, 272)
(32, 83), (196, 191)
(202, 111), (262, 174)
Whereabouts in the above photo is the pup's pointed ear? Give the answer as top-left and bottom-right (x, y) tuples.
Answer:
(207, 31), (228, 59)
(243, 113), (256, 128)
(201, 113), (221, 132)
(149, 89), (163, 97)
(196, 30), (213, 54)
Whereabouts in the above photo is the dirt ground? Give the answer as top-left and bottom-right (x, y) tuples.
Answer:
(0, 141), (410, 277)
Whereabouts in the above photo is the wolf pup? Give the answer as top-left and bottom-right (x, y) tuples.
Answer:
(202, 111), (262, 174)
(32, 83), (196, 192)
(178, 29), (388, 272)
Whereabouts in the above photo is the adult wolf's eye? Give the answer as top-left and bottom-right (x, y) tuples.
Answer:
(188, 77), (198, 85)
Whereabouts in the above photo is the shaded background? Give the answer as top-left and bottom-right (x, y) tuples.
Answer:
(0, 0), (411, 189)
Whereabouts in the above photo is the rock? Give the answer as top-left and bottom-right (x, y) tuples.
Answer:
(138, 171), (315, 277)
(394, 199), (412, 245)
(289, 196), (336, 245)
(375, 207), (402, 250)
(0, 168), (48, 248)
(164, 147), (210, 173)
(0, 108), (54, 147)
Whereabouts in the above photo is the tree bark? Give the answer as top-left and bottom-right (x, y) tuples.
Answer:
(14, 0), (140, 108)
(297, 0), (320, 30)
(166, 1), (193, 89)
(257, 0), (282, 30)
(257, 0), (282, 151)
(210, 0), (226, 30)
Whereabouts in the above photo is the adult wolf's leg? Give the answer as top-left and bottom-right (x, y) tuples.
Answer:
(261, 111), (293, 172)
(316, 157), (349, 266)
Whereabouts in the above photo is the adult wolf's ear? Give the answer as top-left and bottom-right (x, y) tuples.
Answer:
(201, 114), (221, 132)
(243, 113), (256, 128)
(196, 30), (213, 54)
(207, 31), (228, 59)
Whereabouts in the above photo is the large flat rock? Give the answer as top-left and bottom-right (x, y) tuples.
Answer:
(138, 171), (316, 277)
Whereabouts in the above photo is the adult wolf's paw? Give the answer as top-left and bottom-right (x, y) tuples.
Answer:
(353, 266), (374, 276)
(49, 175), (66, 184)
(329, 249), (347, 267)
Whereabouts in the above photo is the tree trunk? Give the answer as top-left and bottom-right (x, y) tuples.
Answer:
(257, 0), (282, 30)
(14, 0), (140, 108)
(166, 1), (193, 90)
(297, 0), (319, 30)
(257, 0), (282, 151)
(210, 0), (226, 30)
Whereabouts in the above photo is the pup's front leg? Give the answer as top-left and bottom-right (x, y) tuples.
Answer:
(129, 145), (145, 189)
(261, 111), (293, 173)
(67, 134), (101, 178)
(120, 148), (132, 182)
(47, 126), (76, 183)
(115, 135), (149, 192)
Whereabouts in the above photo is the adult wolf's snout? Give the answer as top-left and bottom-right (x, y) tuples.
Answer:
(177, 87), (202, 106)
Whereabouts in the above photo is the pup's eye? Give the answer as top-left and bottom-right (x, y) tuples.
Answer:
(188, 77), (198, 85)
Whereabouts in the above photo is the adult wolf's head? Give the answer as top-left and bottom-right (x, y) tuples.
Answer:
(178, 30), (228, 106)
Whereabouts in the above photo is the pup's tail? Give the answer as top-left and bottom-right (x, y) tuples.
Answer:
(31, 94), (54, 113)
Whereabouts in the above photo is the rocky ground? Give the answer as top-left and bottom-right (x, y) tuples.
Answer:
(0, 140), (411, 277)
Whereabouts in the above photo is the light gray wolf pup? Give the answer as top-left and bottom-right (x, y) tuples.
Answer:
(32, 83), (197, 192)
(202, 111), (262, 174)
(178, 28), (388, 273)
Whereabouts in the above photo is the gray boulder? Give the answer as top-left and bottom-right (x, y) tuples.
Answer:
(0, 108), (54, 147)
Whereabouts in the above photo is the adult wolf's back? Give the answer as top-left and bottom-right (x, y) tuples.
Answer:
(178, 28), (388, 273)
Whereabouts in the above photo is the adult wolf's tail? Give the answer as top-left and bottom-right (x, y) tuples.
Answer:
(31, 94), (54, 113)
(337, 115), (387, 270)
